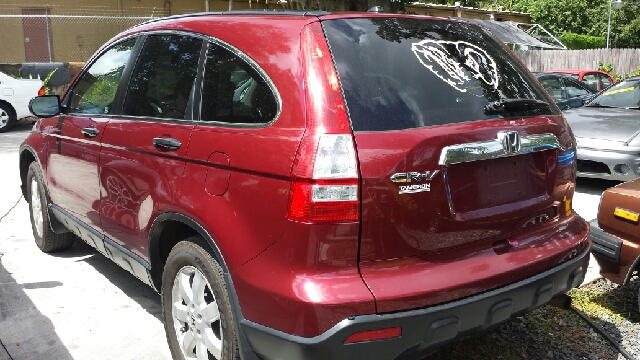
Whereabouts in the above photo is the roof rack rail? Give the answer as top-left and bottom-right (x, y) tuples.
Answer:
(135, 10), (331, 28)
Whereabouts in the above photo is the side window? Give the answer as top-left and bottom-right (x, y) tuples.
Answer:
(563, 79), (590, 98)
(200, 42), (278, 124)
(582, 74), (598, 91)
(600, 74), (612, 89)
(539, 77), (564, 101)
(69, 38), (135, 115)
(123, 35), (202, 119)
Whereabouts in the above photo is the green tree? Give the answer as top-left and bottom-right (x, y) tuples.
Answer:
(313, 0), (640, 48)
(507, 0), (640, 48)
(559, 32), (605, 49)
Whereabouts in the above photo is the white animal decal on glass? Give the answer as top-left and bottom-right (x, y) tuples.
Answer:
(411, 39), (499, 94)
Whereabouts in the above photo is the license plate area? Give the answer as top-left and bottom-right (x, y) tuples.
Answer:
(447, 152), (550, 214)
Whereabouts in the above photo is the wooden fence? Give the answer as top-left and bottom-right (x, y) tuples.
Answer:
(514, 49), (640, 76)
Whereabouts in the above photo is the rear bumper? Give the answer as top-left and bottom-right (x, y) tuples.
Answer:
(589, 219), (622, 262)
(588, 219), (640, 285)
(240, 242), (591, 360)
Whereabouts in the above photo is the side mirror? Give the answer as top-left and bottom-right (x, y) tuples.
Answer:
(29, 95), (61, 118)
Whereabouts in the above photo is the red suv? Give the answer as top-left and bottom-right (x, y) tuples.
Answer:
(23, 12), (590, 360)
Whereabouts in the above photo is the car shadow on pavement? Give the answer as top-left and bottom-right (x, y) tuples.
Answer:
(0, 258), (74, 360)
(49, 239), (163, 322)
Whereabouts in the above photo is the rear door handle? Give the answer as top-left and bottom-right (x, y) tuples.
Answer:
(153, 137), (182, 151)
(81, 127), (99, 137)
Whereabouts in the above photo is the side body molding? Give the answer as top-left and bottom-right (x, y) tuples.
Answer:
(49, 204), (155, 288)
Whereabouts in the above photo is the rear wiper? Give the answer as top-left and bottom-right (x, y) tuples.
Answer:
(626, 107), (640, 110)
(484, 98), (550, 115)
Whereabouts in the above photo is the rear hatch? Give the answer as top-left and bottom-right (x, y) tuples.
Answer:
(322, 17), (579, 308)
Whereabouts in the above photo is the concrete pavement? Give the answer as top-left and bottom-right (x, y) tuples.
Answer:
(0, 122), (171, 360)
(0, 122), (612, 360)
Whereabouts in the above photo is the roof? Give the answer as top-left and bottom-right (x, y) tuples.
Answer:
(463, 19), (565, 49)
(546, 70), (611, 74)
(405, 2), (531, 23)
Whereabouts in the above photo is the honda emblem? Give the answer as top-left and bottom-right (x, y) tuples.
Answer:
(497, 131), (521, 154)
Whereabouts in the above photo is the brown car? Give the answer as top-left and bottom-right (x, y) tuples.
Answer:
(590, 179), (640, 308)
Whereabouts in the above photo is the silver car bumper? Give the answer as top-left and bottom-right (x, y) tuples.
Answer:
(576, 138), (640, 181)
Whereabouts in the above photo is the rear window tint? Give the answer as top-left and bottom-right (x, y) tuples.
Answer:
(322, 18), (558, 132)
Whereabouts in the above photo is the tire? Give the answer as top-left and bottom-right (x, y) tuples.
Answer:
(0, 102), (16, 133)
(26, 162), (75, 252)
(162, 237), (240, 360)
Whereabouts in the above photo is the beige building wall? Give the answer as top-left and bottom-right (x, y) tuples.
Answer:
(0, 0), (283, 63)
(0, 17), (25, 63)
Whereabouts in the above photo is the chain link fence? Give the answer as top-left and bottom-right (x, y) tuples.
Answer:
(0, 14), (158, 63)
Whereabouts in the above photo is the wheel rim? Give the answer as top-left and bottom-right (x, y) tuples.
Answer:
(172, 266), (223, 360)
(30, 177), (44, 239)
(0, 109), (9, 129)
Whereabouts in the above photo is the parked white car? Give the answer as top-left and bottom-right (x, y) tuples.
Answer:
(0, 72), (43, 132)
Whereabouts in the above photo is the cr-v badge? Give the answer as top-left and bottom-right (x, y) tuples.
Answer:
(390, 170), (440, 194)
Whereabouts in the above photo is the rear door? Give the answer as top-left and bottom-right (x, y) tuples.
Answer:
(323, 18), (573, 263)
(172, 39), (302, 271)
(98, 34), (202, 259)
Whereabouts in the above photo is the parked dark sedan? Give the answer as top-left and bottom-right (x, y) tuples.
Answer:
(564, 76), (640, 181)
(534, 73), (598, 110)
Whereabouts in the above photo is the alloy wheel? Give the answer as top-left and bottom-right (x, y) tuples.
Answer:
(0, 109), (9, 129)
(30, 177), (44, 239)
(172, 266), (223, 360)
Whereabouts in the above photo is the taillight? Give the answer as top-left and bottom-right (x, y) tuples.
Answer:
(37, 86), (45, 96)
(287, 22), (359, 223)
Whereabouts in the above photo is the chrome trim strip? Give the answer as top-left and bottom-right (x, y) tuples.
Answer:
(439, 133), (565, 165)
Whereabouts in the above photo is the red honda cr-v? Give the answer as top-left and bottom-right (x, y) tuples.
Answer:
(22, 11), (590, 360)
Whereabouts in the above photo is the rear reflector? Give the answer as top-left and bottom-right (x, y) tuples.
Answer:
(343, 327), (402, 344)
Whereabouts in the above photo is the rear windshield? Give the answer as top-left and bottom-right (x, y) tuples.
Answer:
(322, 18), (558, 132)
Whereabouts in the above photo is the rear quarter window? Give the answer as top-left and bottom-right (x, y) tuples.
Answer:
(322, 18), (558, 132)
(200, 42), (278, 125)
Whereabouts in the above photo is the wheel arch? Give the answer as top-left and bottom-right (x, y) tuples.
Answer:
(147, 212), (261, 360)
(0, 99), (17, 118)
(623, 253), (640, 286)
(19, 145), (39, 199)
(20, 146), (71, 234)
(148, 212), (230, 291)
